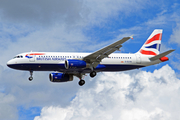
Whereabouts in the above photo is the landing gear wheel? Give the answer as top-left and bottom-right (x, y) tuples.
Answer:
(29, 71), (33, 81)
(78, 80), (85, 86)
(90, 71), (96, 78)
(29, 77), (33, 81)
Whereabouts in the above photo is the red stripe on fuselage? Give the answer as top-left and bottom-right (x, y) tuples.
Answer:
(140, 50), (157, 55)
(26, 53), (45, 56)
(145, 33), (162, 44)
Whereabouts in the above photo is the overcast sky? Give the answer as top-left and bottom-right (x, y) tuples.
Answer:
(0, 0), (180, 120)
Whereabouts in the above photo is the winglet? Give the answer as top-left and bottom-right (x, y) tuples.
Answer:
(130, 35), (134, 39)
(149, 49), (175, 61)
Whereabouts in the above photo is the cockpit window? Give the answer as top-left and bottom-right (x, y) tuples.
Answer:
(14, 55), (23, 59)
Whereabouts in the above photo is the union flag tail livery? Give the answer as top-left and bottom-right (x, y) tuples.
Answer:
(138, 29), (162, 56)
(7, 29), (174, 86)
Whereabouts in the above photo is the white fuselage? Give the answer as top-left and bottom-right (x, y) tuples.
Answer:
(7, 52), (161, 74)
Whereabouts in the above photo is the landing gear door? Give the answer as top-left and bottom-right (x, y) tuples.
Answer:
(136, 54), (141, 64)
(29, 55), (35, 62)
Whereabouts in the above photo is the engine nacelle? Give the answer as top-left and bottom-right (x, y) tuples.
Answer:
(65, 59), (89, 69)
(49, 73), (73, 82)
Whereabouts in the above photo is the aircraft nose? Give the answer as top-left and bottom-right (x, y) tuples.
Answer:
(7, 59), (14, 68)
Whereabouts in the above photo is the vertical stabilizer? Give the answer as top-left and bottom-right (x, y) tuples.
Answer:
(137, 29), (163, 56)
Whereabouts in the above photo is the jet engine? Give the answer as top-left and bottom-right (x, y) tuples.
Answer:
(65, 59), (89, 69)
(49, 73), (73, 82)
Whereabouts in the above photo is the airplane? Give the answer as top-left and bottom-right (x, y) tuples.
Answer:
(7, 29), (174, 86)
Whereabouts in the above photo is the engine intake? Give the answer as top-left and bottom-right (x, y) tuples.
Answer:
(49, 73), (73, 82)
(65, 59), (89, 69)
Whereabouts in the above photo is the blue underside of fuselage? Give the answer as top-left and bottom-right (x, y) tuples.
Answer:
(7, 63), (145, 73)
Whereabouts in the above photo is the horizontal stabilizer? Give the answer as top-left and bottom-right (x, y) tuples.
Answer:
(149, 49), (175, 61)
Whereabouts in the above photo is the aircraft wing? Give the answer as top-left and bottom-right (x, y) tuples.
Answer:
(83, 35), (133, 68)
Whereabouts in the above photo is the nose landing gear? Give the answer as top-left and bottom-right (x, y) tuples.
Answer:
(29, 71), (33, 81)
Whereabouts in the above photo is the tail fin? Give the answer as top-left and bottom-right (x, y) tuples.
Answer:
(137, 29), (163, 56)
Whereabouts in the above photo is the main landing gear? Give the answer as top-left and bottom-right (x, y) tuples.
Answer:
(29, 71), (33, 81)
(79, 79), (85, 86)
(90, 71), (96, 78)
(76, 71), (97, 86)
(75, 73), (86, 86)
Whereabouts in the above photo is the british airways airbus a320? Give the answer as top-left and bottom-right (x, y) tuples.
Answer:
(7, 29), (174, 86)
